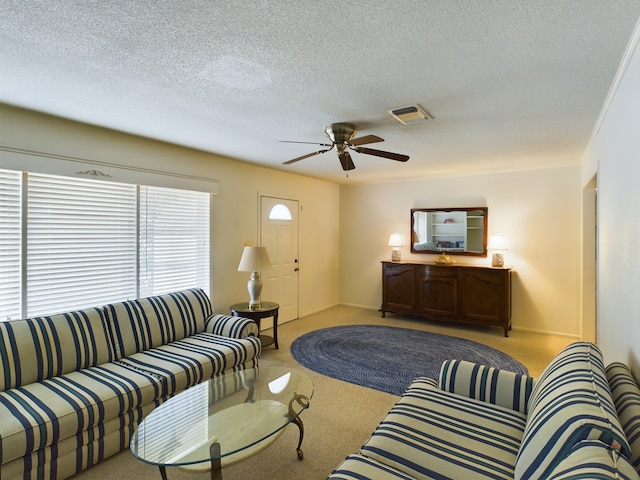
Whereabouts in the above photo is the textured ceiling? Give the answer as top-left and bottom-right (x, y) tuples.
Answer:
(1, 1), (639, 184)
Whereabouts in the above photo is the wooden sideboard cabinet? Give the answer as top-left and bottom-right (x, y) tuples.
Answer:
(380, 260), (512, 336)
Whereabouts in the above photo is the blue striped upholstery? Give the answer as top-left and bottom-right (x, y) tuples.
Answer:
(103, 288), (212, 359)
(0, 289), (261, 479)
(329, 342), (640, 480)
(439, 359), (536, 414)
(607, 362), (640, 472)
(0, 362), (164, 467)
(116, 333), (261, 395)
(546, 440), (640, 479)
(359, 376), (526, 479)
(515, 342), (631, 479)
(205, 314), (259, 338)
(329, 453), (418, 479)
(2, 404), (154, 479)
(0, 308), (114, 391)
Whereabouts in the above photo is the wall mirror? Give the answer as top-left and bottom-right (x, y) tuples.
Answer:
(410, 207), (488, 256)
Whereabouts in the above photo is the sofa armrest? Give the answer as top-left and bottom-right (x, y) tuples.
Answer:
(204, 314), (259, 339)
(438, 359), (536, 414)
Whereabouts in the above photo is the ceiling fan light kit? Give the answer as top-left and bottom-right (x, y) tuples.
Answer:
(282, 122), (409, 172)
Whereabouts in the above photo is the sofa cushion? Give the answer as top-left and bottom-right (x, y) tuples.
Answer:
(439, 359), (535, 414)
(0, 362), (164, 465)
(607, 362), (640, 472)
(103, 288), (212, 359)
(546, 440), (640, 479)
(328, 453), (418, 479)
(0, 308), (114, 391)
(515, 342), (631, 479)
(359, 377), (526, 479)
(115, 333), (261, 395)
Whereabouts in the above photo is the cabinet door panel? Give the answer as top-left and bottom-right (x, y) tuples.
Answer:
(418, 266), (458, 317)
(382, 263), (417, 312)
(460, 268), (508, 323)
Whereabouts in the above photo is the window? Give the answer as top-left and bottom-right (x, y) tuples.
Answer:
(139, 185), (210, 297)
(0, 169), (210, 321)
(268, 203), (292, 221)
(0, 170), (21, 320)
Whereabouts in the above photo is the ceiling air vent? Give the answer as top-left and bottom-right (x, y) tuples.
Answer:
(387, 104), (432, 125)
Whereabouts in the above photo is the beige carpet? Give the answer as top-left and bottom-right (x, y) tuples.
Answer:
(71, 305), (573, 479)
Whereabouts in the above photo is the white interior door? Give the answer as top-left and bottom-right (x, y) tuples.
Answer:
(260, 196), (299, 323)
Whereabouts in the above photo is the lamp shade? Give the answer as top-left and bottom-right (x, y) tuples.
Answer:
(388, 233), (405, 247)
(487, 234), (507, 251)
(238, 245), (272, 272)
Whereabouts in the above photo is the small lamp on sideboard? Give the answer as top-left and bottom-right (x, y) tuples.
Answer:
(487, 234), (507, 267)
(388, 233), (405, 262)
(237, 243), (272, 309)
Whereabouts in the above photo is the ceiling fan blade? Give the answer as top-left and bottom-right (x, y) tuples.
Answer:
(349, 134), (384, 146)
(280, 140), (333, 147)
(353, 146), (409, 162)
(283, 148), (332, 165)
(338, 150), (356, 171)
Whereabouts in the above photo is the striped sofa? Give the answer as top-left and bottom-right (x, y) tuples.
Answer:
(329, 342), (640, 480)
(0, 288), (261, 480)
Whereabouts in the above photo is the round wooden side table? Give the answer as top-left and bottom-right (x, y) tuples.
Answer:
(230, 301), (279, 349)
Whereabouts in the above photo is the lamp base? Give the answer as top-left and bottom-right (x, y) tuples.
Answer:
(247, 271), (263, 309)
(391, 248), (401, 262)
(491, 252), (504, 268)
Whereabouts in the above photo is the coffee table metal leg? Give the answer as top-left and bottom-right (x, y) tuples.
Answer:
(210, 442), (222, 480)
(288, 393), (310, 460)
(292, 415), (304, 460)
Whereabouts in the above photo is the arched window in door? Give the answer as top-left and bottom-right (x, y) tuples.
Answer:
(269, 203), (292, 221)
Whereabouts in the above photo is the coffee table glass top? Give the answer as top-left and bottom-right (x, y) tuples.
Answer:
(130, 366), (314, 469)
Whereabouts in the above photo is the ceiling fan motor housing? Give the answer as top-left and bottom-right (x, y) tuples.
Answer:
(325, 123), (356, 144)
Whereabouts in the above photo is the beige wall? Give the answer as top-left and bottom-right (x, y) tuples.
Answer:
(0, 105), (341, 317)
(340, 166), (582, 337)
(581, 26), (640, 367)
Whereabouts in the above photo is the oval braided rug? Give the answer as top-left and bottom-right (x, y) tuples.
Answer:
(290, 324), (527, 396)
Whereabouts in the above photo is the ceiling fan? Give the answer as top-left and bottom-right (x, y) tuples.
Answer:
(281, 122), (409, 171)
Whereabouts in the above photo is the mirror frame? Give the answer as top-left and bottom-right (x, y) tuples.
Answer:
(410, 207), (488, 257)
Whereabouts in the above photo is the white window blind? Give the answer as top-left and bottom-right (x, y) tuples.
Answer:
(0, 170), (22, 320)
(1, 169), (211, 320)
(139, 186), (210, 298)
(26, 173), (138, 317)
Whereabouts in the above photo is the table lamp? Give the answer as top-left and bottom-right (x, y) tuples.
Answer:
(487, 234), (507, 267)
(388, 233), (405, 262)
(238, 244), (272, 309)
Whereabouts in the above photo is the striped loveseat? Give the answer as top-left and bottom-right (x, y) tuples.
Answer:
(0, 288), (261, 480)
(329, 342), (640, 480)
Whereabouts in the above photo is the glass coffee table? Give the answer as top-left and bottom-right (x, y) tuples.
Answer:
(130, 366), (314, 480)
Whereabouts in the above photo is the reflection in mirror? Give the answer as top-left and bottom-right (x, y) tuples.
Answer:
(411, 207), (488, 257)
